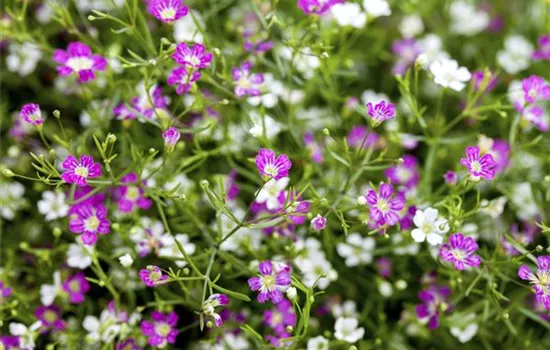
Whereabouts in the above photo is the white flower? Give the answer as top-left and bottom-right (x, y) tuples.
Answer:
(429, 58), (471, 91)
(280, 46), (320, 79)
(363, 0), (391, 18)
(497, 35), (534, 74)
(247, 73), (286, 108)
(83, 311), (121, 343)
(330, 3), (366, 28)
(36, 3), (54, 24)
(392, 232), (420, 255)
(297, 252), (338, 290)
(255, 178), (289, 211)
(9, 321), (42, 349)
(332, 300), (358, 319)
(336, 233), (376, 267)
(211, 333), (250, 350)
(40, 271), (62, 306)
(6, 42), (42, 77)
(130, 217), (165, 256)
(248, 112), (283, 139)
(67, 241), (93, 269)
(307, 335), (329, 350)
(286, 286), (297, 300)
(219, 205), (261, 255)
(334, 317), (365, 343)
(480, 196), (507, 218)
(378, 280), (393, 298)
(411, 208), (449, 245)
(38, 190), (69, 221)
(418, 34), (450, 68)
(164, 173), (194, 195)
(450, 314), (479, 343)
(399, 14), (424, 38)
(0, 181), (25, 220)
(158, 233), (196, 267)
(511, 183), (539, 220)
(119, 253), (134, 268)
(173, 10), (203, 42)
(449, 1), (489, 36)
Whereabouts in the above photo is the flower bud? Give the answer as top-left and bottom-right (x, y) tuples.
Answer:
(357, 196), (367, 205)
(2, 169), (15, 177)
(119, 253), (134, 268)
(320, 52), (329, 59)
(53, 110), (61, 119)
(200, 180), (210, 188)
(311, 214), (327, 231)
(53, 227), (62, 237)
(286, 286), (297, 301)
(162, 127), (181, 153)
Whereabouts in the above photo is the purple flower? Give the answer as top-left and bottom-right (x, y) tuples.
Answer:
(248, 260), (291, 304)
(304, 132), (324, 164)
(35, 305), (66, 331)
(366, 183), (406, 226)
(533, 35), (550, 61)
(367, 100), (396, 124)
(0, 281), (13, 300)
(264, 298), (296, 334)
(202, 294), (230, 327)
(297, 0), (342, 15)
(415, 285), (452, 330)
(0, 336), (20, 348)
(439, 233), (481, 270)
(139, 265), (169, 287)
(172, 43), (212, 69)
(167, 66), (201, 95)
(147, 0), (188, 23)
(112, 173), (152, 213)
(478, 136), (510, 173)
(162, 127), (181, 150)
(392, 38), (422, 75)
(444, 170), (458, 185)
(116, 338), (142, 350)
(471, 70), (499, 93)
(232, 61), (264, 97)
(255, 148), (292, 180)
(522, 105), (548, 132)
(52, 42), (107, 83)
(518, 256), (550, 310)
(140, 311), (179, 348)
(225, 169), (240, 201)
(501, 222), (539, 256)
(69, 186), (106, 215)
(376, 257), (392, 279)
(346, 126), (379, 149)
(62, 272), (90, 304)
(69, 204), (111, 245)
(311, 214), (327, 231)
(132, 84), (169, 119)
(61, 154), (102, 187)
(244, 38), (274, 54)
(460, 146), (496, 181)
(522, 75), (550, 105)
(385, 155), (419, 189)
(113, 103), (136, 121)
(19, 103), (44, 125)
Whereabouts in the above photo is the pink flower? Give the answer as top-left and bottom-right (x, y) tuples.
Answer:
(0, 281), (13, 300)
(69, 204), (111, 245)
(367, 100), (396, 124)
(522, 105), (548, 132)
(264, 298), (296, 334)
(297, 0), (342, 15)
(167, 66), (201, 95)
(61, 155), (102, 187)
(346, 126), (379, 149)
(522, 75), (550, 104)
(162, 127), (181, 149)
(139, 266), (168, 287)
(532, 35), (550, 61)
(19, 103), (43, 125)
(443, 170), (458, 185)
(112, 173), (152, 213)
(392, 38), (422, 75)
(147, 0), (188, 23)
(35, 305), (66, 331)
(232, 61), (264, 97)
(52, 42), (107, 83)
(460, 146), (497, 181)
(303, 132), (324, 164)
(384, 155), (419, 189)
(62, 272), (90, 304)
(140, 311), (179, 347)
(471, 70), (499, 93)
(113, 103), (136, 121)
(415, 285), (452, 330)
(311, 214), (327, 231)
(366, 183), (405, 226)
(248, 260), (291, 304)
(172, 43), (212, 69)
(225, 169), (240, 201)
(439, 233), (481, 270)
(255, 148), (292, 180)
(202, 294), (230, 327)
(518, 256), (550, 310)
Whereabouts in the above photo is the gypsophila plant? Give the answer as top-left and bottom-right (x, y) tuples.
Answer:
(1, 0), (550, 349)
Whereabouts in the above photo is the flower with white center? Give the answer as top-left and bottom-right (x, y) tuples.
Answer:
(429, 58), (471, 91)
(334, 317), (365, 343)
(6, 42), (42, 77)
(332, 300), (358, 319)
(449, 1), (489, 36)
(158, 233), (196, 267)
(38, 190), (69, 221)
(399, 14), (424, 38)
(40, 271), (62, 306)
(9, 321), (42, 349)
(411, 208), (449, 245)
(256, 177), (289, 211)
(450, 314), (479, 343)
(363, 0), (391, 18)
(248, 112), (283, 139)
(497, 35), (534, 74)
(336, 233), (376, 267)
(0, 181), (25, 220)
(330, 3), (367, 28)
(173, 10), (203, 43)
(67, 241), (93, 269)
(119, 253), (134, 268)
(307, 335), (329, 350)
(479, 196), (507, 218)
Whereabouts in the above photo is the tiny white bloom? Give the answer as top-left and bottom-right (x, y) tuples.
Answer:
(307, 335), (329, 350)
(119, 253), (134, 268)
(334, 317), (365, 343)
(378, 280), (393, 298)
(158, 233), (196, 267)
(363, 0), (391, 18)
(450, 314), (479, 343)
(0, 181), (25, 220)
(280, 47), (320, 79)
(429, 58), (471, 91)
(330, 3), (367, 28)
(255, 177), (289, 211)
(248, 112), (282, 139)
(411, 208), (449, 245)
(418, 34), (450, 68)
(480, 196), (507, 218)
(399, 14), (424, 38)
(449, 1), (489, 36)
(10, 321), (42, 349)
(38, 190), (69, 221)
(40, 271), (62, 306)
(336, 233), (376, 267)
(286, 286), (297, 301)
(332, 300), (358, 319)
(67, 241), (93, 269)
(6, 42), (42, 77)
(173, 10), (203, 43)
(497, 35), (534, 74)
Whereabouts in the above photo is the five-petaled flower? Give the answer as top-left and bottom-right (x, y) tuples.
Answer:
(69, 204), (111, 245)
(248, 260), (291, 304)
(61, 155), (102, 187)
(172, 43), (212, 69)
(201, 294), (230, 327)
(460, 146), (496, 181)
(439, 233), (482, 270)
(365, 183), (406, 227)
(518, 256), (550, 310)
(232, 61), (264, 97)
(366, 100), (396, 124)
(140, 311), (179, 348)
(147, 0), (189, 23)
(255, 148), (292, 181)
(52, 42), (107, 83)
(139, 265), (169, 287)
(19, 103), (44, 126)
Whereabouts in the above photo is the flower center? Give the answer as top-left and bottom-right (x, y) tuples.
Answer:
(125, 186), (140, 201)
(451, 249), (466, 261)
(74, 165), (89, 178)
(44, 310), (58, 323)
(69, 279), (80, 292)
(470, 161), (482, 173)
(377, 199), (390, 213)
(396, 167), (412, 182)
(161, 8), (176, 21)
(85, 214), (100, 232)
(187, 55), (201, 66)
(66, 56), (94, 72)
(264, 164), (278, 177)
(262, 275), (275, 290)
(155, 323), (171, 337)
(237, 77), (252, 89)
(422, 222), (434, 233)
(149, 271), (161, 282)
(272, 311), (283, 325)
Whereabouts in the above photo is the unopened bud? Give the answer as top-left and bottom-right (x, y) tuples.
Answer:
(2, 169), (15, 177)
(53, 110), (61, 118)
(112, 223), (120, 231)
(221, 99), (230, 105)
(53, 227), (62, 237)
(106, 134), (117, 143)
(285, 325), (294, 333)
(502, 312), (509, 319)
(88, 15), (96, 21)
(536, 245), (544, 252)
(149, 59), (157, 66)
(149, 148), (156, 154)
(19, 242), (29, 250)
(200, 180), (210, 188)
(395, 280), (407, 290)
(213, 48), (221, 56)
(206, 320), (214, 328)
(286, 286), (297, 301)
(160, 37), (171, 45)
(322, 128), (330, 136)
(357, 196), (367, 205)
(320, 52), (329, 59)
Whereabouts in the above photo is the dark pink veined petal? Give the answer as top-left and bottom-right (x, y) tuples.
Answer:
(69, 218), (84, 233)
(92, 56), (107, 71)
(62, 155), (79, 170)
(270, 289), (284, 304)
(247, 276), (262, 291)
(465, 146), (480, 161)
(167, 329), (178, 343)
(148, 335), (164, 347)
(537, 256), (550, 271)
(81, 231), (98, 245)
(140, 320), (155, 335)
(366, 190), (378, 205)
(67, 42), (92, 57)
(449, 233), (464, 249)
(415, 304), (430, 318)
(259, 260), (273, 275)
(517, 265), (535, 280)
(78, 69), (95, 82)
(465, 255), (481, 268)
(52, 49), (69, 63)
(166, 311), (179, 326)
(257, 290), (270, 303)
(384, 211), (400, 226)
(151, 311), (165, 322)
(427, 314), (439, 330)
(378, 183), (394, 199)
(275, 272), (291, 286)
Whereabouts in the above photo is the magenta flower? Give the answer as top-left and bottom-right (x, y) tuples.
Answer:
(35, 305), (66, 331)
(52, 42), (107, 83)
(112, 173), (152, 213)
(69, 204), (111, 245)
(116, 338), (142, 350)
(61, 154), (102, 187)
(162, 127), (181, 150)
(367, 100), (396, 124)
(202, 294), (230, 327)
(264, 298), (296, 334)
(139, 265), (169, 287)
(471, 70), (499, 93)
(244, 38), (274, 54)
(501, 222), (539, 256)
(255, 148), (292, 180)
(113, 103), (136, 121)
(460, 146), (497, 181)
(167, 66), (201, 95)
(415, 285), (452, 330)
(248, 260), (291, 304)
(443, 170), (458, 185)
(147, 0), (188, 23)
(346, 126), (380, 149)
(225, 169), (240, 201)
(0, 281), (12, 300)
(62, 272), (90, 304)
(132, 84), (169, 119)
(140, 311), (179, 348)
(522, 105), (548, 132)
(522, 75), (550, 104)
(0, 336), (20, 348)
(297, 0), (342, 15)
(439, 233), (481, 270)
(311, 214), (327, 231)
(19, 103), (43, 126)
(69, 186), (106, 215)
(366, 183), (406, 226)
(385, 155), (419, 189)
(232, 61), (264, 97)
(518, 256), (550, 310)
(304, 132), (324, 164)
(172, 43), (212, 69)
(533, 35), (550, 61)
(392, 38), (422, 75)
